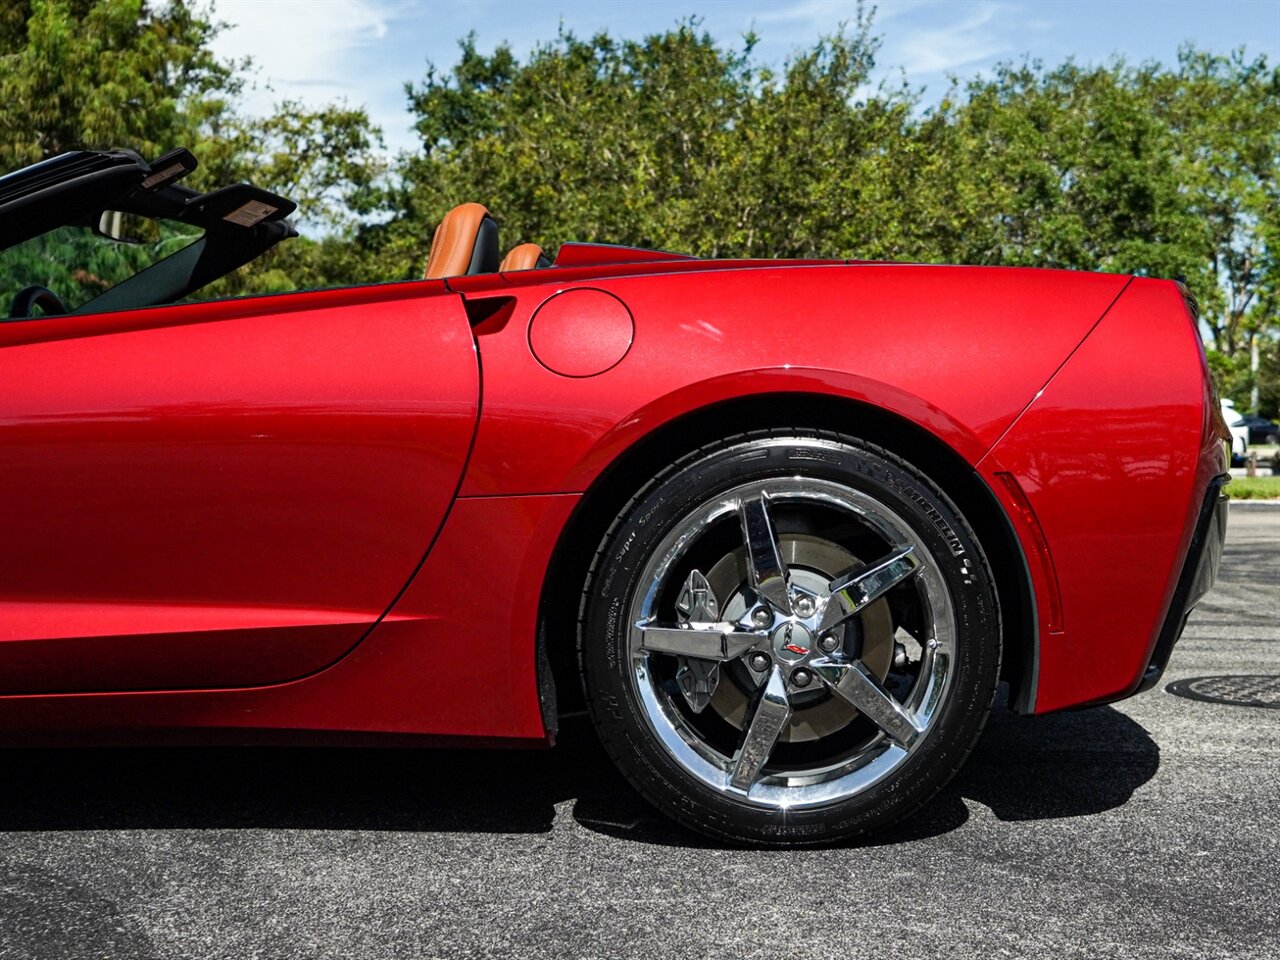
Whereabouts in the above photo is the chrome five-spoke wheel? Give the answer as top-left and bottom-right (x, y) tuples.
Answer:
(582, 432), (1001, 845)
(631, 477), (955, 806)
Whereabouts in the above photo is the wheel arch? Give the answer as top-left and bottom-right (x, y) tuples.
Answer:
(537, 390), (1039, 731)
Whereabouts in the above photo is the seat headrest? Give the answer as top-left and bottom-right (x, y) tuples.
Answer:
(499, 243), (547, 272)
(424, 203), (499, 279)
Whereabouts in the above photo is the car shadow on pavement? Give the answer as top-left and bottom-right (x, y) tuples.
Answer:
(860, 701), (1162, 847)
(571, 698), (1162, 847)
(0, 691), (1158, 848)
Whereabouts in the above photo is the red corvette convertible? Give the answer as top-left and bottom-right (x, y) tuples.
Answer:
(0, 149), (1229, 845)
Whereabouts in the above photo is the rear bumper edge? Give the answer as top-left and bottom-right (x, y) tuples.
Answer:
(1135, 474), (1230, 693)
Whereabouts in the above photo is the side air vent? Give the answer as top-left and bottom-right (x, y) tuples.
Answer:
(463, 295), (516, 334)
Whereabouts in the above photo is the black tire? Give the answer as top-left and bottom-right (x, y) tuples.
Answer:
(579, 429), (1002, 846)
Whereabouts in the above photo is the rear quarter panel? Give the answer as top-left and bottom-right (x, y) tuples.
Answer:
(464, 263), (1131, 495)
(980, 278), (1216, 711)
(416, 262), (1133, 735)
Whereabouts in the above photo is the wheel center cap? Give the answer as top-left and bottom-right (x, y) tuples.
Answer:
(771, 621), (813, 663)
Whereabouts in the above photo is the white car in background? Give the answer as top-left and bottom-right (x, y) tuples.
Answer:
(1221, 399), (1249, 463)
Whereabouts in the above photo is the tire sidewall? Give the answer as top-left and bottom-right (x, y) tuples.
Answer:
(582, 433), (1001, 845)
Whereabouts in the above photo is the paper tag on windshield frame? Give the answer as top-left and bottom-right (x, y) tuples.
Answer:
(140, 163), (188, 190)
(223, 200), (279, 228)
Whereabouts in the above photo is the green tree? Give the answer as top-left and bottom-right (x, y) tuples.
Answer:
(2, 3), (1276, 414)
(377, 15), (912, 278)
(0, 0), (384, 299)
(386, 22), (1277, 410)
(1151, 49), (1280, 359)
(197, 102), (388, 297)
(905, 49), (1277, 411)
(0, 0), (236, 168)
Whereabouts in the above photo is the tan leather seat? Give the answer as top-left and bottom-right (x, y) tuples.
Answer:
(424, 203), (500, 279)
(499, 243), (547, 272)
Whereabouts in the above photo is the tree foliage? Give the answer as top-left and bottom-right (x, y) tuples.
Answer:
(1, 2), (1276, 412)
(387, 17), (913, 272)
(0, 0), (233, 166)
(0, 0), (383, 301)
(378, 22), (1277, 412)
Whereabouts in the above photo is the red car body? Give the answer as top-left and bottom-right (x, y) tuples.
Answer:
(0, 244), (1226, 744)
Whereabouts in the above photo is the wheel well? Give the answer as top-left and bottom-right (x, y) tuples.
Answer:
(537, 392), (1037, 727)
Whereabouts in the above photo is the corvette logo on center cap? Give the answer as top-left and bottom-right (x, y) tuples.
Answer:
(777, 623), (811, 658)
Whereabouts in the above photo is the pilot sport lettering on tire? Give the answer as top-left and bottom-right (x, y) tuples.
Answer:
(580, 431), (1002, 846)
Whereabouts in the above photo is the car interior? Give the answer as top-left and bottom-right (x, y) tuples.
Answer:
(0, 148), (553, 322)
(0, 148), (302, 320)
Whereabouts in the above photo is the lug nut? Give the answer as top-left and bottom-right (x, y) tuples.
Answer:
(791, 668), (813, 688)
(793, 596), (815, 617)
(818, 634), (840, 653)
(748, 652), (771, 672)
(752, 608), (772, 627)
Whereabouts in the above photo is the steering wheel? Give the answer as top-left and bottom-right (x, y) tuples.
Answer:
(8, 285), (68, 319)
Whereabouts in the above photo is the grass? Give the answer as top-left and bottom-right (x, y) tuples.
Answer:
(1226, 475), (1280, 500)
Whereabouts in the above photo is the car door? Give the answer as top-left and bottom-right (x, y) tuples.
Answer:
(0, 284), (478, 693)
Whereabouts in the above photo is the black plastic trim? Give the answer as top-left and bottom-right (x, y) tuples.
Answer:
(1137, 474), (1229, 693)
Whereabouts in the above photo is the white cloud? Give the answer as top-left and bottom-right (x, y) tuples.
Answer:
(751, 0), (867, 26)
(748, 0), (936, 28)
(887, 1), (1014, 75)
(209, 0), (420, 150)
(211, 0), (397, 106)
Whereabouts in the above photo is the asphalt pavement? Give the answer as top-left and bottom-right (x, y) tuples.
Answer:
(1, 507), (1277, 960)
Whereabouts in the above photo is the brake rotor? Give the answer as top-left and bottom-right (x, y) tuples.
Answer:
(703, 534), (895, 743)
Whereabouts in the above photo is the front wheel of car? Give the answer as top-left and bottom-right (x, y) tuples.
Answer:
(580, 430), (1002, 846)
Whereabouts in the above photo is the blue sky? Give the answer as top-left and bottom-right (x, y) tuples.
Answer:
(211, 0), (1280, 153)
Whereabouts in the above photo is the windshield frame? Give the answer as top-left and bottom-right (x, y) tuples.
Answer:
(0, 148), (296, 320)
